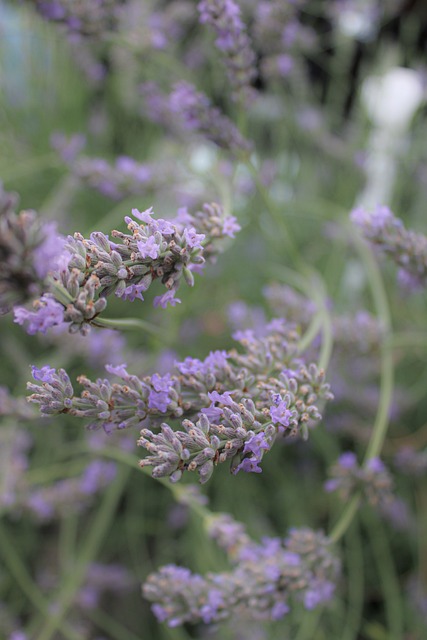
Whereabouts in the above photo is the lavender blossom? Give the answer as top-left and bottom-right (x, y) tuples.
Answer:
(198, 0), (257, 102)
(394, 446), (427, 477)
(34, 0), (123, 37)
(0, 206), (67, 314)
(144, 517), (340, 626)
(67, 153), (177, 200)
(325, 452), (394, 506)
(28, 319), (333, 481)
(0, 427), (32, 510)
(14, 202), (239, 335)
(25, 459), (117, 521)
(351, 205), (427, 289)
(140, 81), (252, 155)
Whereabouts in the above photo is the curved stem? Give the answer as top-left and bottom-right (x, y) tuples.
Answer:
(92, 315), (167, 340)
(329, 495), (360, 544)
(329, 228), (394, 543)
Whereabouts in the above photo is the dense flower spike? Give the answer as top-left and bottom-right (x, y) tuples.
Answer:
(325, 452), (394, 506)
(0, 202), (66, 314)
(51, 135), (178, 200)
(34, 0), (122, 37)
(25, 460), (117, 521)
(253, 1), (317, 83)
(351, 205), (427, 289)
(13, 203), (238, 335)
(28, 319), (333, 481)
(143, 516), (340, 626)
(198, 0), (257, 102)
(141, 81), (252, 155)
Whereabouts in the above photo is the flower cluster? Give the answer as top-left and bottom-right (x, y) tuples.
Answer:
(27, 319), (333, 482)
(0, 427), (32, 511)
(253, 1), (317, 82)
(34, 0), (122, 37)
(25, 460), (117, 521)
(51, 134), (178, 201)
(143, 514), (340, 626)
(198, 0), (257, 102)
(140, 81), (252, 156)
(325, 452), (394, 506)
(13, 203), (239, 335)
(351, 205), (427, 290)
(394, 446), (427, 477)
(0, 200), (66, 314)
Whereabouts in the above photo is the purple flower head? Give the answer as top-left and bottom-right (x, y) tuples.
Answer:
(175, 357), (205, 376)
(183, 227), (205, 250)
(79, 461), (117, 494)
(350, 205), (396, 233)
(234, 457), (263, 474)
(222, 215), (241, 238)
(204, 350), (229, 370)
(33, 222), (66, 279)
(208, 390), (235, 406)
(338, 452), (357, 469)
(153, 290), (181, 309)
(131, 207), (154, 223)
(271, 601), (290, 620)
(105, 363), (130, 379)
(200, 588), (225, 623)
(366, 457), (385, 474)
(137, 236), (160, 260)
(115, 283), (146, 302)
(148, 373), (173, 412)
(14, 295), (65, 335)
(269, 397), (292, 429)
(31, 365), (56, 383)
(304, 580), (335, 609)
(242, 431), (270, 458)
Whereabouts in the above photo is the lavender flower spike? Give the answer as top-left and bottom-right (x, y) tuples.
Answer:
(198, 0), (257, 102)
(144, 518), (340, 626)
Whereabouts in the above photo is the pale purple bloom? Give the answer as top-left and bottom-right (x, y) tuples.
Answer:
(234, 458), (263, 473)
(79, 460), (116, 494)
(153, 290), (182, 308)
(175, 357), (205, 376)
(338, 452), (358, 469)
(208, 390), (235, 406)
(222, 216), (241, 238)
(31, 365), (56, 383)
(105, 363), (130, 379)
(242, 432), (270, 458)
(14, 295), (65, 335)
(137, 236), (160, 260)
(131, 207), (155, 223)
(183, 227), (205, 250)
(148, 373), (173, 412)
(115, 283), (146, 302)
(269, 398), (292, 428)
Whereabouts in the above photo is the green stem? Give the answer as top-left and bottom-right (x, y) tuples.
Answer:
(341, 520), (364, 640)
(294, 608), (323, 640)
(385, 331), (427, 351)
(92, 315), (167, 340)
(329, 495), (360, 544)
(329, 228), (394, 542)
(36, 466), (130, 640)
(364, 513), (403, 640)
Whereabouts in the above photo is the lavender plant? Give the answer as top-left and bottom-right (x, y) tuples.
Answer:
(2, 1), (427, 638)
